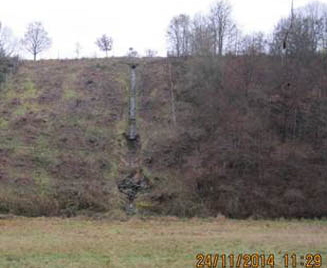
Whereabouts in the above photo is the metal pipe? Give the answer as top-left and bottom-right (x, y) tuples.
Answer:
(128, 65), (137, 140)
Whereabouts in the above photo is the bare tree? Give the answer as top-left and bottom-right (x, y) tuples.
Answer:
(0, 22), (8, 57)
(225, 23), (241, 55)
(145, 49), (158, 57)
(322, 5), (327, 50)
(95, 34), (113, 57)
(22, 22), (51, 61)
(301, 1), (327, 52)
(270, 2), (327, 57)
(0, 22), (19, 84)
(240, 32), (267, 55)
(190, 13), (213, 55)
(0, 22), (17, 57)
(167, 14), (191, 57)
(209, 0), (233, 56)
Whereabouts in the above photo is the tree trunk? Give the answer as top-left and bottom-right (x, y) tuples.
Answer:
(168, 61), (177, 126)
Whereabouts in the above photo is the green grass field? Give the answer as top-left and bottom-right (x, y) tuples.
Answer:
(0, 217), (326, 268)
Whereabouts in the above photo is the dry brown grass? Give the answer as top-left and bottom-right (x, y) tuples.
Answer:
(0, 217), (326, 268)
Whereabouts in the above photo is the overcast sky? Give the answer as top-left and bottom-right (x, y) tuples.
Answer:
(0, 0), (326, 59)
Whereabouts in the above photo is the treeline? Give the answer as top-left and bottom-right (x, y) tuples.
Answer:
(3, 0), (327, 59)
(0, 21), (117, 60)
(166, 0), (327, 57)
(0, 19), (150, 60)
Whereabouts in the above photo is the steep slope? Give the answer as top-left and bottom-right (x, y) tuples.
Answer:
(0, 59), (138, 216)
(0, 56), (326, 218)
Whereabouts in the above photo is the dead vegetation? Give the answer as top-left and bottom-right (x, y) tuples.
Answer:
(0, 56), (326, 218)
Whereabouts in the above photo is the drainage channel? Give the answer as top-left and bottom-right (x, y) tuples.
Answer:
(118, 63), (149, 214)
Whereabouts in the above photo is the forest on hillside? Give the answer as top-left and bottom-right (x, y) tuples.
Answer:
(0, 1), (326, 218)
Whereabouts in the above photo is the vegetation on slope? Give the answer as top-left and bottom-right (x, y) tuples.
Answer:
(139, 55), (327, 218)
(0, 55), (326, 218)
(0, 59), (132, 216)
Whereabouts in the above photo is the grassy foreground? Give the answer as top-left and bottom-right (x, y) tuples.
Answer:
(0, 217), (326, 268)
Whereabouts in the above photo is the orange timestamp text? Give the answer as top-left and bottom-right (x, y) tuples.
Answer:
(195, 253), (322, 268)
